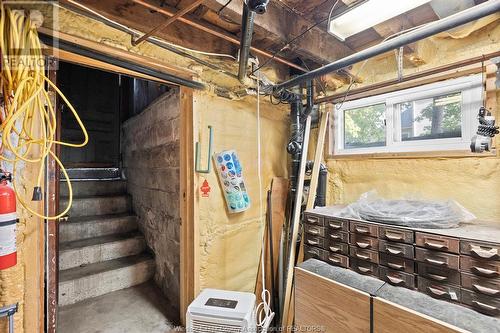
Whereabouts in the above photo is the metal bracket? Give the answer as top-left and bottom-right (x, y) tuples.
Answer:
(0, 303), (18, 333)
(195, 125), (213, 174)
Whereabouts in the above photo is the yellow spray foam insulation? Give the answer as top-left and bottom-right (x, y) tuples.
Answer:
(0, 4), (88, 219)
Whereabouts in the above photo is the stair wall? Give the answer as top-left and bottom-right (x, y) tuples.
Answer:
(121, 88), (181, 322)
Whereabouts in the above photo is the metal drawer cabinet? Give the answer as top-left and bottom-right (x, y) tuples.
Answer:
(304, 224), (326, 238)
(304, 234), (327, 249)
(417, 263), (461, 285)
(350, 258), (379, 277)
(350, 247), (379, 264)
(303, 213), (325, 226)
(416, 232), (460, 254)
(379, 240), (414, 259)
(328, 229), (349, 243)
(324, 253), (350, 268)
(325, 217), (349, 231)
(460, 240), (500, 261)
(379, 266), (415, 289)
(379, 226), (414, 244)
(327, 240), (349, 255)
(304, 245), (327, 261)
(415, 248), (459, 270)
(461, 289), (500, 317)
(350, 233), (379, 250)
(461, 256), (500, 279)
(417, 277), (461, 303)
(461, 273), (500, 298)
(350, 221), (379, 238)
(379, 253), (415, 274)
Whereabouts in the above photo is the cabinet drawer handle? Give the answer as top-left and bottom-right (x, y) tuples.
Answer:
(329, 246), (341, 253)
(329, 222), (342, 230)
(470, 246), (499, 260)
(355, 226), (370, 234)
(307, 228), (320, 235)
(356, 241), (371, 249)
(328, 256), (341, 264)
(385, 232), (404, 242)
(472, 266), (499, 278)
(306, 239), (319, 245)
(307, 217), (318, 224)
(387, 262), (404, 270)
(387, 276), (405, 286)
(472, 301), (499, 314)
(386, 247), (403, 255)
(427, 286), (449, 298)
(425, 258), (447, 267)
(357, 266), (371, 274)
(355, 253), (370, 261)
(307, 250), (319, 256)
(424, 241), (447, 250)
(427, 273), (448, 282)
(330, 233), (341, 240)
(473, 284), (500, 296)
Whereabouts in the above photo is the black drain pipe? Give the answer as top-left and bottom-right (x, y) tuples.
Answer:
(238, 1), (270, 82)
(238, 5), (256, 82)
(287, 96), (303, 193)
(274, 0), (500, 91)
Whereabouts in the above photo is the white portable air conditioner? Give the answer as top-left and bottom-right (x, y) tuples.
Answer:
(186, 289), (257, 333)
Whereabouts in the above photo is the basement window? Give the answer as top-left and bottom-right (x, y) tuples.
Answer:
(332, 74), (483, 155)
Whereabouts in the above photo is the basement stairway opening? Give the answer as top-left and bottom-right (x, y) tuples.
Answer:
(54, 61), (180, 332)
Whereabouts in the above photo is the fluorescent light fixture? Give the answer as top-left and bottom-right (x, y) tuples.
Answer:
(328, 0), (432, 41)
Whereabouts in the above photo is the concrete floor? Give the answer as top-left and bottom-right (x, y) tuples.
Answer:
(58, 282), (181, 333)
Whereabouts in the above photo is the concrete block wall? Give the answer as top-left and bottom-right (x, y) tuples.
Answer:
(121, 88), (180, 321)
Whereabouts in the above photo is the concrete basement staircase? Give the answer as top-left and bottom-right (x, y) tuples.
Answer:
(58, 179), (155, 306)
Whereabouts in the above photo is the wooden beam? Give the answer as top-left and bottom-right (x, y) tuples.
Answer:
(204, 0), (354, 65)
(38, 27), (196, 79)
(179, 87), (197, 325)
(67, 0), (236, 56)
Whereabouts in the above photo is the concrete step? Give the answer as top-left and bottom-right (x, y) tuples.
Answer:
(59, 233), (146, 270)
(61, 195), (131, 218)
(60, 214), (138, 243)
(60, 180), (127, 197)
(59, 254), (155, 306)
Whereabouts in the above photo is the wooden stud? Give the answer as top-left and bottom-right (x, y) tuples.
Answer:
(180, 86), (197, 325)
(45, 58), (61, 333)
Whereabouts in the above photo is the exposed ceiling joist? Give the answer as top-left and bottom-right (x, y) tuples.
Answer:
(66, 0), (236, 56)
(204, 0), (355, 65)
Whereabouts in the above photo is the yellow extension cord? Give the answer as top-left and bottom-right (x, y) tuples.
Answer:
(0, 5), (88, 220)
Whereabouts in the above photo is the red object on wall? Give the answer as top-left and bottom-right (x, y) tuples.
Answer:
(200, 179), (211, 197)
(0, 177), (17, 270)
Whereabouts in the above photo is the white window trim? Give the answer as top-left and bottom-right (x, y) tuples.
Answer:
(332, 74), (483, 156)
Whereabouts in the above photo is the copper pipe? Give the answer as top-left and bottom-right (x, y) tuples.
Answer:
(132, 0), (206, 46)
(315, 50), (500, 104)
(131, 0), (308, 72)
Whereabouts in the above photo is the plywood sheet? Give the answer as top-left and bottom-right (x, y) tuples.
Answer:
(373, 298), (466, 333)
(295, 267), (371, 333)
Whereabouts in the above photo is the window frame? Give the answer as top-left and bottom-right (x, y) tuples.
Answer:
(331, 74), (483, 156)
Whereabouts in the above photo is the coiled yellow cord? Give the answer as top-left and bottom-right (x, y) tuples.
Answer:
(1, 5), (88, 220)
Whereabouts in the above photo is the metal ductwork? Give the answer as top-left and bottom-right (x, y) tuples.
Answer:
(273, 0), (500, 91)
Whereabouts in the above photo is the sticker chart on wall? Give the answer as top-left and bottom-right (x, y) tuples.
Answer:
(213, 150), (250, 213)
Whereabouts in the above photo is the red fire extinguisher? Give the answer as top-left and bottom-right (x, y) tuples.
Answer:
(0, 170), (17, 270)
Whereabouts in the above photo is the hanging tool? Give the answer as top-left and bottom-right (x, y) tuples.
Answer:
(195, 125), (213, 173)
(0, 303), (18, 333)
